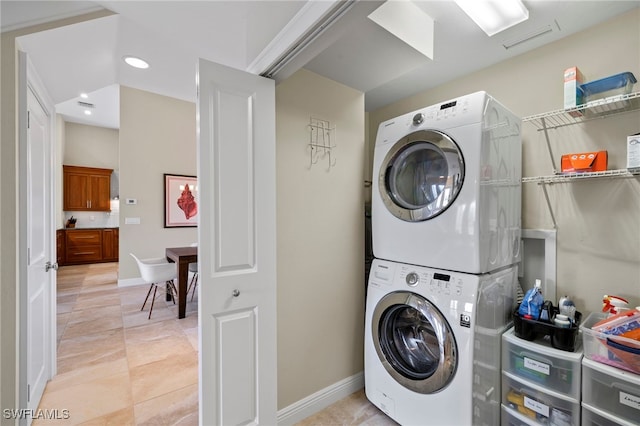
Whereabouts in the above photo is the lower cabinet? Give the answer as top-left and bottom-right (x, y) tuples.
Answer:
(102, 228), (119, 261)
(60, 228), (119, 265)
(56, 229), (65, 265)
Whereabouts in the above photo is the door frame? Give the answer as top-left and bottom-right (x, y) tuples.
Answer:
(17, 50), (57, 419)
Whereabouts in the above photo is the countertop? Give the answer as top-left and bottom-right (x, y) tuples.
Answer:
(59, 227), (119, 231)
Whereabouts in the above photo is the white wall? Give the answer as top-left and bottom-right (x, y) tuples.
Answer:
(276, 69), (365, 409)
(367, 8), (640, 314)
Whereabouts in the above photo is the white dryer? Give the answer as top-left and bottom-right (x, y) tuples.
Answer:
(371, 91), (522, 274)
(365, 259), (518, 426)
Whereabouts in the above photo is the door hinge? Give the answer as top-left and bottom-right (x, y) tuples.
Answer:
(27, 111), (30, 129)
(27, 384), (30, 402)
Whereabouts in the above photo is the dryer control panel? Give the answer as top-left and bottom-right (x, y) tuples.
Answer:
(396, 263), (467, 297)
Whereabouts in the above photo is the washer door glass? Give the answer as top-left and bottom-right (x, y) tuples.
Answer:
(372, 291), (457, 394)
(379, 130), (464, 222)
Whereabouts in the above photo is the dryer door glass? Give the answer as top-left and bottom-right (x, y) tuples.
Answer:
(379, 130), (464, 222)
(372, 291), (458, 394)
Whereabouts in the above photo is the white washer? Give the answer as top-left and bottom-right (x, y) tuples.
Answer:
(365, 258), (517, 426)
(372, 91), (522, 274)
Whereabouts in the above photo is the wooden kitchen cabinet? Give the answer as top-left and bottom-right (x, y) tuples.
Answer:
(61, 228), (119, 265)
(65, 229), (102, 264)
(56, 229), (65, 265)
(63, 165), (112, 211)
(102, 228), (119, 262)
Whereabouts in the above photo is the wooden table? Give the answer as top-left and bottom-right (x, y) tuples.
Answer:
(165, 246), (197, 319)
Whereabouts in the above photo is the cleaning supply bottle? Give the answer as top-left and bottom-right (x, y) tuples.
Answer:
(518, 279), (544, 320)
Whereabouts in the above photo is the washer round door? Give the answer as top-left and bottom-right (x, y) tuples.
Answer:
(372, 291), (458, 394)
(379, 129), (464, 222)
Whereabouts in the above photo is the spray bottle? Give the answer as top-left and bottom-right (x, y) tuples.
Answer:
(518, 279), (544, 320)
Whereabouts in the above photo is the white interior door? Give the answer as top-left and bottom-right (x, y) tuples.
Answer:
(19, 51), (55, 423)
(197, 58), (277, 425)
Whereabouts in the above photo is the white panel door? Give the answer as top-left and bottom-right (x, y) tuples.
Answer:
(197, 58), (277, 426)
(19, 51), (55, 424)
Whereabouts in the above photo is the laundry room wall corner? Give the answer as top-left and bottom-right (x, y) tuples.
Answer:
(275, 68), (366, 410)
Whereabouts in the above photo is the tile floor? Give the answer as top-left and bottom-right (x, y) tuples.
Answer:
(37, 262), (198, 425)
(37, 262), (394, 425)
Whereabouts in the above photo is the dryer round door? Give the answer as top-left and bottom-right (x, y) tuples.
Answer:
(379, 129), (464, 222)
(372, 291), (458, 394)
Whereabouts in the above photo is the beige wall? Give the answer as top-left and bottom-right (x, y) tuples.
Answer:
(367, 8), (640, 314)
(118, 86), (197, 280)
(276, 69), (365, 409)
(63, 122), (119, 169)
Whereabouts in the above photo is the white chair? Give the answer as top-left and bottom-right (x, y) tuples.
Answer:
(187, 242), (198, 301)
(131, 253), (178, 319)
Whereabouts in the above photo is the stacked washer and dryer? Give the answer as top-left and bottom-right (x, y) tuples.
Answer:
(365, 91), (522, 425)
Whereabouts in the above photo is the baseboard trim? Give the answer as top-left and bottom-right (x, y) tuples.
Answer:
(277, 371), (364, 425)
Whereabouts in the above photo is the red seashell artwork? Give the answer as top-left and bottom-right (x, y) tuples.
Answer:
(177, 183), (198, 220)
(164, 174), (198, 227)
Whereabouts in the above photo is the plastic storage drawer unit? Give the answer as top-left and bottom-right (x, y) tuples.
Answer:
(474, 326), (508, 426)
(502, 327), (582, 397)
(582, 402), (638, 426)
(581, 312), (640, 374)
(502, 371), (580, 425)
(582, 358), (640, 424)
(501, 404), (537, 426)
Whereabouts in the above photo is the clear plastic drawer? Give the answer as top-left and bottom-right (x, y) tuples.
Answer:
(582, 402), (637, 426)
(502, 327), (582, 398)
(582, 358), (640, 425)
(502, 371), (580, 425)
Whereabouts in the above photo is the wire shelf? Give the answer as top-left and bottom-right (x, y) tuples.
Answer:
(524, 91), (640, 131)
(522, 169), (640, 184)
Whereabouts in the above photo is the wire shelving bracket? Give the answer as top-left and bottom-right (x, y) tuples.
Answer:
(308, 117), (336, 170)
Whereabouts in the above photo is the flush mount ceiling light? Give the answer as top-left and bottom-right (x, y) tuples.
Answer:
(455, 0), (529, 36)
(123, 55), (149, 69)
(368, 0), (434, 60)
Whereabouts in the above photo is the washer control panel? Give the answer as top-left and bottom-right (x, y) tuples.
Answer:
(398, 264), (429, 288)
(396, 263), (467, 296)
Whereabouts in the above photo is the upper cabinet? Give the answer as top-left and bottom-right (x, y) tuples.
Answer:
(63, 165), (113, 211)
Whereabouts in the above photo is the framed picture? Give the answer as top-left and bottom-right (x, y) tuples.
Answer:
(164, 174), (198, 227)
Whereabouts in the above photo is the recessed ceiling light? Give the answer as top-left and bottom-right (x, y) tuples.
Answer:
(80, 93), (88, 99)
(84, 110), (92, 116)
(455, 0), (529, 36)
(123, 55), (150, 69)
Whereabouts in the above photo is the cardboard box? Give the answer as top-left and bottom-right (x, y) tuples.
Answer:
(627, 133), (640, 171)
(564, 66), (585, 116)
(561, 151), (607, 174)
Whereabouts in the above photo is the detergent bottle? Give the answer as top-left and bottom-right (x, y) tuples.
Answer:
(518, 279), (544, 320)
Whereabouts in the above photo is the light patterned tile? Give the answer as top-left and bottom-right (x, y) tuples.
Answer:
(133, 383), (198, 426)
(57, 328), (126, 375)
(45, 358), (129, 394)
(124, 320), (195, 368)
(35, 372), (132, 425)
(129, 351), (198, 404)
(77, 407), (135, 426)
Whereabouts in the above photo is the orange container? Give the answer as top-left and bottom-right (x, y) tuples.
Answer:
(560, 151), (607, 173)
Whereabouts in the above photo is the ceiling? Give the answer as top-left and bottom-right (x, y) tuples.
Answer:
(3, 1), (639, 129)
